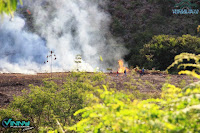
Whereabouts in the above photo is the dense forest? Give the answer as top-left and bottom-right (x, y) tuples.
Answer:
(107, 0), (200, 69)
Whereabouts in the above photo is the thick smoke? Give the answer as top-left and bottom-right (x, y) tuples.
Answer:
(0, 0), (127, 73)
(0, 15), (48, 74)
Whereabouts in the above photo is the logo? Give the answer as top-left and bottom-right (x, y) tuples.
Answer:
(2, 118), (34, 131)
(172, 0), (199, 14)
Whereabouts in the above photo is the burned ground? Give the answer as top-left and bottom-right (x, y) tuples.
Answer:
(0, 72), (198, 107)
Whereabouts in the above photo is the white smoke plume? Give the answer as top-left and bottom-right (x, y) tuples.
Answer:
(0, 15), (48, 74)
(0, 0), (127, 74)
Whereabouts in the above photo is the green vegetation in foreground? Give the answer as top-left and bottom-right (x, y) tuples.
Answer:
(0, 71), (159, 132)
(69, 53), (200, 132)
(0, 53), (200, 132)
(69, 84), (200, 133)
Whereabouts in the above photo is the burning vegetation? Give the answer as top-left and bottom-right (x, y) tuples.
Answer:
(118, 60), (129, 73)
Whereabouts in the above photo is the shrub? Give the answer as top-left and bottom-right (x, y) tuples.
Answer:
(0, 72), (107, 132)
(140, 35), (200, 71)
(68, 53), (200, 133)
(69, 84), (200, 132)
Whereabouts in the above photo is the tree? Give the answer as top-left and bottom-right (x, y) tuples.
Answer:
(0, 0), (22, 16)
(140, 35), (200, 70)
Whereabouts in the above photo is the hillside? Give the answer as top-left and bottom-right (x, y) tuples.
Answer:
(107, 0), (200, 67)
(17, 0), (200, 69)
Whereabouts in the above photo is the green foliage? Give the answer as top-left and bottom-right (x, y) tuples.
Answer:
(167, 53), (200, 77)
(0, 72), (108, 132)
(168, 52), (200, 90)
(0, 0), (22, 16)
(1, 65), (200, 133)
(179, 79), (187, 88)
(111, 17), (125, 36)
(108, 0), (200, 67)
(69, 83), (200, 132)
(0, 80), (85, 132)
(149, 14), (166, 25)
(140, 35), (200, 71)
(0, 108), (23, 133)
(67, 53), (200, 132)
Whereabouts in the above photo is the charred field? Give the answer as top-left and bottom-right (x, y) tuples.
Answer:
(0, 71), (198, 107)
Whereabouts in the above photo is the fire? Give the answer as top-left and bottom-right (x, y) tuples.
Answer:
(27, 9), (31, 15)
(118, 60), (129, 73)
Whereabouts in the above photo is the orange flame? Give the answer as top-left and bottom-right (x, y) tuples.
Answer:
(118, 60), (129, 73)
(27, 9), (31, 15)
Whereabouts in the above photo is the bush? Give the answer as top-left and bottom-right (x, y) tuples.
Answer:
(0, 72), (107, 132)
(69, 84), (200, 132)
(67, 53), (200, 133)
(2, 60), (200, 132)
(140, 35), (200, 71)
